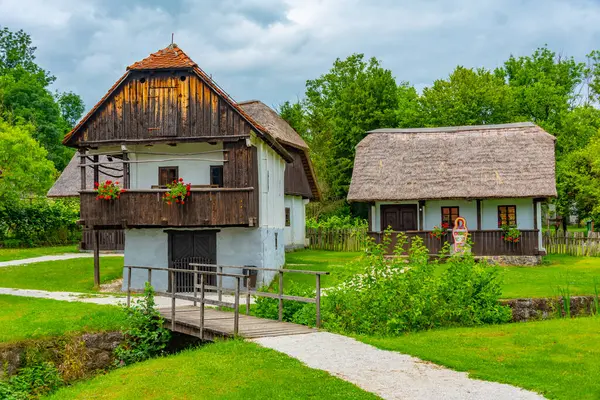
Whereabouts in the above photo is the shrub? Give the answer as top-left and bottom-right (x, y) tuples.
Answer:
(0, 198), (80, 247)
(321, 232), (511, 335)
(114, 283), (171, 366)
(0, 362), (63, 400)
(254, 282), (316, 324)
(306, 215), (367, 229)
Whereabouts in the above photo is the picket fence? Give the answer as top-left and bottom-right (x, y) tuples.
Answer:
(543, 231), (600, 256)
(306, 227), (369, 252)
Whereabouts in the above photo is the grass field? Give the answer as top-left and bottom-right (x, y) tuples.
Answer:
(47, 340), (376, 400)
(0, 257), (124, 292)
(283, 250), (600, 299)
(360, 317), (600, 400)
(0, 245), (78, 262)
(0, 295), (126, 344)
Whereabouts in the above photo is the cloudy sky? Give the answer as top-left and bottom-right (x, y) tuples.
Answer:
(2, 0), (600, 112)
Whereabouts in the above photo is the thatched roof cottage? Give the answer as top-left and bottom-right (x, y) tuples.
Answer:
(348, 122), (557, 262)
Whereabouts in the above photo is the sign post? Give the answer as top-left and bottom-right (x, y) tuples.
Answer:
(452, 217), (469, 254)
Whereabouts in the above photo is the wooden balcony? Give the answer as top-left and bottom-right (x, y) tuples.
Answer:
(368, 230), (541, 256)
(80, 188), (258, 229)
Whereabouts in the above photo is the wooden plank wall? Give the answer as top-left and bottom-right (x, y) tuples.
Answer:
(78, 71), (252, 143)
(284, 148), (313, 198)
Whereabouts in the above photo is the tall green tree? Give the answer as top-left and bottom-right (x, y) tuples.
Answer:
(419, 66), (515, 127)
(0, 118), (56, 201)
(498, 46), (586, 132)
(0, 26), (83, 171)
(304, 54), (399, 199)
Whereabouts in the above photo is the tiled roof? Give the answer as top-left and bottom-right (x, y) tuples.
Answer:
(127, 44), (197, 70)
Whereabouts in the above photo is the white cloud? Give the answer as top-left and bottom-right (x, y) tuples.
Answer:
(1, 0), (599, 111)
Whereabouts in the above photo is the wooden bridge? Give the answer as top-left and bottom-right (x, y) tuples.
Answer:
(125, 265), (328, 340)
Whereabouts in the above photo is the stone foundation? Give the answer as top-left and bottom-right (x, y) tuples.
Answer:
(501, 296), (597, 322)
(479, 255), (542, 266)
(0, 331), (124, 380)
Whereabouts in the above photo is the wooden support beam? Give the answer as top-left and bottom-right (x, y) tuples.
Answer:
(476, 200), (482, 231)
(93, 154), (99, 185)
(79, 149), (87, 191)
(533, 200), (538, 231)
(122, 151), (130, 189)
(418, 200), (425, 231)
(93, 229), (100, 287)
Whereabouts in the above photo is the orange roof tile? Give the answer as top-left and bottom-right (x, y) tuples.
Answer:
(127, 44), (197, 70)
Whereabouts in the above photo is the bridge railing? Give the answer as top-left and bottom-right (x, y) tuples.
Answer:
(124, 264), (330, 339)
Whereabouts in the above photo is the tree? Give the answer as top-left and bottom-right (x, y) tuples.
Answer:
(418, 66), (516, 127)
(304, 54), (399, 199)
(0, 118), (56, 201)
(0, 27), (84, 171)
(556, 133), (600, 225)
(498, 46), (586, 132)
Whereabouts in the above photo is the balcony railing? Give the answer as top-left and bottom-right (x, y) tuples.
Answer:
(80, 188), (258, 228)
(368, 230), (541, 256)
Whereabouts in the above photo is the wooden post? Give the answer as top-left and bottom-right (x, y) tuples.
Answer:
(200, 274), (205, 340)
(170, 269), (176, 330)
(278, 270), (284, 322)
(79, 149), (86, 191)
(476, 200), (482, 231)
(316, 274), (321, 329)
(218, 266), (223, 303)
(126, 266), (132, 307)
(93, 229), (100, 287)
(122, 151), (130, 189)
(234, 276), (240, 336)
(246, 276), (251, 316)
(93, 154), (99, 186)
(148, 269), (152, 286)
(193, 264), (198, 307)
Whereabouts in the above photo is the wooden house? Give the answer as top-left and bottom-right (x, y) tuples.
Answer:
(62, 44), (317, 291)
(347, 122), (557, 263)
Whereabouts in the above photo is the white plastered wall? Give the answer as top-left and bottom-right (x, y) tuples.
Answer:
(284, 195), (307, 249)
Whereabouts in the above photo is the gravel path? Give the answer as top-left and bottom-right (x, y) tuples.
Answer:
(0, 287), (253, 307)
(253, 332), (546, 400)
(0, 253), (123, 268)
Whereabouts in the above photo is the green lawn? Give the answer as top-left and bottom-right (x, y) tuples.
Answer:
(283, 250), (600, 299)
(360, 317), (600, 400)
(0, 257), (124, 292)
(498, 254), (600, 298)
(280, 250), (363, 289)
(0, 295), (126, 344)
(47, 340), (376, 400)
(0, 245), (78, 262)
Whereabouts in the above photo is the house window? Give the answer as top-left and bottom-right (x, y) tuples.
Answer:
(498, 205), (517, 227)
(210, 166), (223, 187)
(441, 207), (460, 228)
(285, 208), (291, 227)
(158, 166), (178, 187)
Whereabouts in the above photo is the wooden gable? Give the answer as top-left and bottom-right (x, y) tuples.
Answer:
(67, 70), (255, 145)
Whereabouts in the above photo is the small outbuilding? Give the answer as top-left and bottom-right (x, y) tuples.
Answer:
(347, 122), (557, 263)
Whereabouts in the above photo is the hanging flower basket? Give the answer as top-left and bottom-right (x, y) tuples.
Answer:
(95, 180), (125, 200)
(430, 222), (450, 240)
(163, 178), (191, 205)
(501, 225), (521, 243)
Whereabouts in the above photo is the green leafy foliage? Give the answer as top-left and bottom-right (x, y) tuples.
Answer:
(0, 362), (62, 400)
(0, 198), (80, 247)
(254, 282), (316, 325)
(0, 118), (56, 201)
(306, 215), (367, 229)
(0, 26), (83, 171)
(321, 233), (511, 335)
(114, 283), (171, 366)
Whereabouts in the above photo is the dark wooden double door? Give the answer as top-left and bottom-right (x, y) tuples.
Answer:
(169, 231), (216, 292)
(381, 205), (418, 231)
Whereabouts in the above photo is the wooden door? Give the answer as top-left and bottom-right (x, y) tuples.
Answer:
(380, 205), (418, 231)
(169, 231), (217, 292)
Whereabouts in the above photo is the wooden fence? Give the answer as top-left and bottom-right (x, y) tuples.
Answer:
(543, 231), (600, 256)
(306, 227), (369, 252)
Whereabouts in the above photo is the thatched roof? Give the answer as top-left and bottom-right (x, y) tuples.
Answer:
(47, 155), (123, 197)
(347, 122), (557, 202)
(238, 100), (308, 149)
(239, 100), (320, 200)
